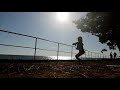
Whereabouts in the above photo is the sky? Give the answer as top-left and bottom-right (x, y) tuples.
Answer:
(0, 12), (119, 57)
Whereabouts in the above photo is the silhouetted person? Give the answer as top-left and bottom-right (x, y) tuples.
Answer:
(72, 36), (85, 64)
(113, 52), (117, 59)
(110, 52), (113, 59)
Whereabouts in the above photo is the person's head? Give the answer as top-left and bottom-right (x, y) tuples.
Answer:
(78, 36), (82, 42)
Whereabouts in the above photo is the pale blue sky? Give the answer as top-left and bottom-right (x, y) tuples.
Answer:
(0, 12), (119, 57)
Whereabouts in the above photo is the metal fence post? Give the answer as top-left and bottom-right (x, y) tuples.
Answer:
(85, 50), (86, 59)
(57, 43), (59, 60)
(34, 38), (37, 60)
(95, 53), (96, 59)
(88, 51), (90, 58)
(98, 54), (99, 59)
(91, 52), (92, 59)
(71, 46), (73, 60)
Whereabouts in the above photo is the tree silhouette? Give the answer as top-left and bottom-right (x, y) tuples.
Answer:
(73, 12), (120, 51)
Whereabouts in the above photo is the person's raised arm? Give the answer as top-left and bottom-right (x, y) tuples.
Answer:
(72, 42), (78, 46)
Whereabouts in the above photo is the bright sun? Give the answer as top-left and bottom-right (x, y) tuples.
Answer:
(57, 12), (69, 22)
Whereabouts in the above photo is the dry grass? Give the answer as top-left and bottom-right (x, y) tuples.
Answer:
(0, 59), (120, 78)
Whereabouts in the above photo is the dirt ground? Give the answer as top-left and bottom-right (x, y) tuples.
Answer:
(0, 59), (120, 78)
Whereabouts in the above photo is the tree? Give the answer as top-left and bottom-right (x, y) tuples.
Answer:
(73, 12), (120, 51)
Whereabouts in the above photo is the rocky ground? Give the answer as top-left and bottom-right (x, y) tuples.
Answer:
(0, 59), (120, 78)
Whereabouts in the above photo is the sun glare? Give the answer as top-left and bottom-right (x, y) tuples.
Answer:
(57, 12), (69, 22)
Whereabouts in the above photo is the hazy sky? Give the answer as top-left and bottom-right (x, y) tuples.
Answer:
(0, 12), (119, 57)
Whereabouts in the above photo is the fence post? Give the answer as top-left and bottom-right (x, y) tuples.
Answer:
(95, 53), (96, 59)
(88, 51), (89, 57)
(91, 52), (92, 59)
(71, 46), (73, 60)
(34, 38), (37, 60)
(85, 50), (86, 59)
(57, 43), (59, 60)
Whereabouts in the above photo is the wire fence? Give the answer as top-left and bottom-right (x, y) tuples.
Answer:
(0, 29), (110, 60)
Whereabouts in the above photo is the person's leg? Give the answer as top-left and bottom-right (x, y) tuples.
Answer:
(75, 51), (84, 64)
(75, 52), (81, 60)
(76, 50), (84, 58)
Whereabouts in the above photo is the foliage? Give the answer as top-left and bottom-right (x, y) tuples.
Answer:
(73, 12), (120, 51)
